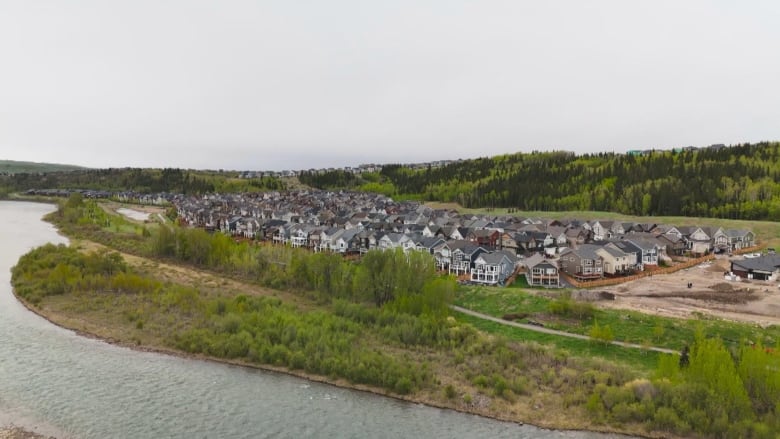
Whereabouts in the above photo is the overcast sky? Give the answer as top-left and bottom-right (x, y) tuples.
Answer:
(1, 1), (779, 171)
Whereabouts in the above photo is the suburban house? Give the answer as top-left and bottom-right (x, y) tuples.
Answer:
(515, 233), (537, 254)
(657, 233), (686, 256)
(546, 226), (569, 248)
(730, 255), (780, 281)
(523, 253), (561, 287)
(500, 231), (521, 254)
(448, 241), (487, 275)
(611, 240), (644, 270)
(471, 252), (515, 285)
(468, 229), (500, 249)
(622, 236), (661, 268)
(559, 244), (604, 280)
(332, 228), (361, 253)
(414, 236), (446, 255)
(679, 226), (714, 255)
(591, 221), (613, 240)
(564, 227), (591, 247)
(594, 243), (635, 275)
(714, 229), (756, 253)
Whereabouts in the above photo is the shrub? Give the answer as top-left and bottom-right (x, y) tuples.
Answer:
(444, 384), (456, 399)
(394, 376), (413, 395)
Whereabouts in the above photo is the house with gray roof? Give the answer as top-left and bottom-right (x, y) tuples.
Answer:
(730, 255), (780, 281)
(471, 251), (515, 285)
(524, 253), (561, 287)
(559, 244), (604, 280)
(714, 229), (756, 253)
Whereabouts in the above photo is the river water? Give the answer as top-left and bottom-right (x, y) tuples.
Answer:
(0, 201), (622, 439)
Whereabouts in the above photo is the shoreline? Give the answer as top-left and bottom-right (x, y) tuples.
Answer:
(0, 426), (54, 439)
(12, 289), (652, 439)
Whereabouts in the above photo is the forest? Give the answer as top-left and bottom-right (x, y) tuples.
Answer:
(6, 142), (780, 221)
(0, 167), (286, 195)
(302, 142), (780, 221)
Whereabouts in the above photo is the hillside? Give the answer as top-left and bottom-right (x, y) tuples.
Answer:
(0, 159), (86, 174)
(301, 142), (780, 221)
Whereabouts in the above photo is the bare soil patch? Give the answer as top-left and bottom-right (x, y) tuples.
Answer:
(596, 255), (780, 327)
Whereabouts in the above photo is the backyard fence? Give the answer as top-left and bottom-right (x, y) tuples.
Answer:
(564, 254), (716, 289)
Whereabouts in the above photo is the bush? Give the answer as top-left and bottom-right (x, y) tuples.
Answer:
(547, 291), (595, 320)
(589, 321), (614, 344)
(652, 407), (690, 434)
(444, 384), (456, 399)
(394, 376), (413, 395)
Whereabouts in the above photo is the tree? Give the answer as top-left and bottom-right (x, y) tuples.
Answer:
(355, 249), (436, 308)
(589, 320), (614, 344)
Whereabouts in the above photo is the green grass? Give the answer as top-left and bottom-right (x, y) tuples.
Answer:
(455, 286), (780, 353)
(455, 313), (660, 372)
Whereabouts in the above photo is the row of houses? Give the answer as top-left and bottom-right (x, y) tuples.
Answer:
(24, 188), (757, 287)
(170, 190), (755, 287)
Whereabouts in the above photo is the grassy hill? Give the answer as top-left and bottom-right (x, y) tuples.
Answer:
(0, 159), (87, 174)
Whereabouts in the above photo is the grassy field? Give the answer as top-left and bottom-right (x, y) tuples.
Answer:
(455, 286), (780, 352)
(455, 313), (661, 372)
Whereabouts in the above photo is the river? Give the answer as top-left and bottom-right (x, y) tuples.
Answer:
(0, 201), (622, 439)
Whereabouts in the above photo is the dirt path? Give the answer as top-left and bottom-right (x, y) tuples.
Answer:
(451, 305), (678, 355)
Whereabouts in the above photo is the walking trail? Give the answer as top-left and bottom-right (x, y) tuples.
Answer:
(450, 305), (679, 355)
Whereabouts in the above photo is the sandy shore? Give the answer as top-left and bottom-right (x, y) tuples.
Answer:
(0, 427), (53, 439)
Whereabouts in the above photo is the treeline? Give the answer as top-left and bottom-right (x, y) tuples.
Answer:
(0, 167), (285, 195)
(298, 170), (359, 189)
(302, 143), (780, 220)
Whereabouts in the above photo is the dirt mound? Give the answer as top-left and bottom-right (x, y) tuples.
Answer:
(706, 259), (730, 272)
(502, 313), (528, 321)
(709, 282), (735, 292)
(638, 290), (759, 304)
(572, 290), (615, 301)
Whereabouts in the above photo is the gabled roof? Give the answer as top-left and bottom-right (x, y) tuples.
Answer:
(596, 244), (630, 259)
(623, 236), (660, 251)
(416, 236), (446, 249)
(561, 243), (602, 260)
(339, 228), (360, 241)
(478, 252), (511, 265)
(448, 240), (486, 256)
(611, 240), (641, 255)
(724, 229), (753, 238)
(524, 253), (558, 270)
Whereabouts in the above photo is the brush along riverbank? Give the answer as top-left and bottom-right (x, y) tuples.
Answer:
(12, 243), (669, 438)
(23, 196), (780, 437)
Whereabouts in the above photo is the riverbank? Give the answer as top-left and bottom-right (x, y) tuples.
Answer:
(9, 242), (665, 439)
(0, 426), (54, 439)
(14, 290), (656, 439)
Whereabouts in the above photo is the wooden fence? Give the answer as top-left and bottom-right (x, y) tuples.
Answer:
(731, 245), (764, 255)
(563, 254), (716, 289)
